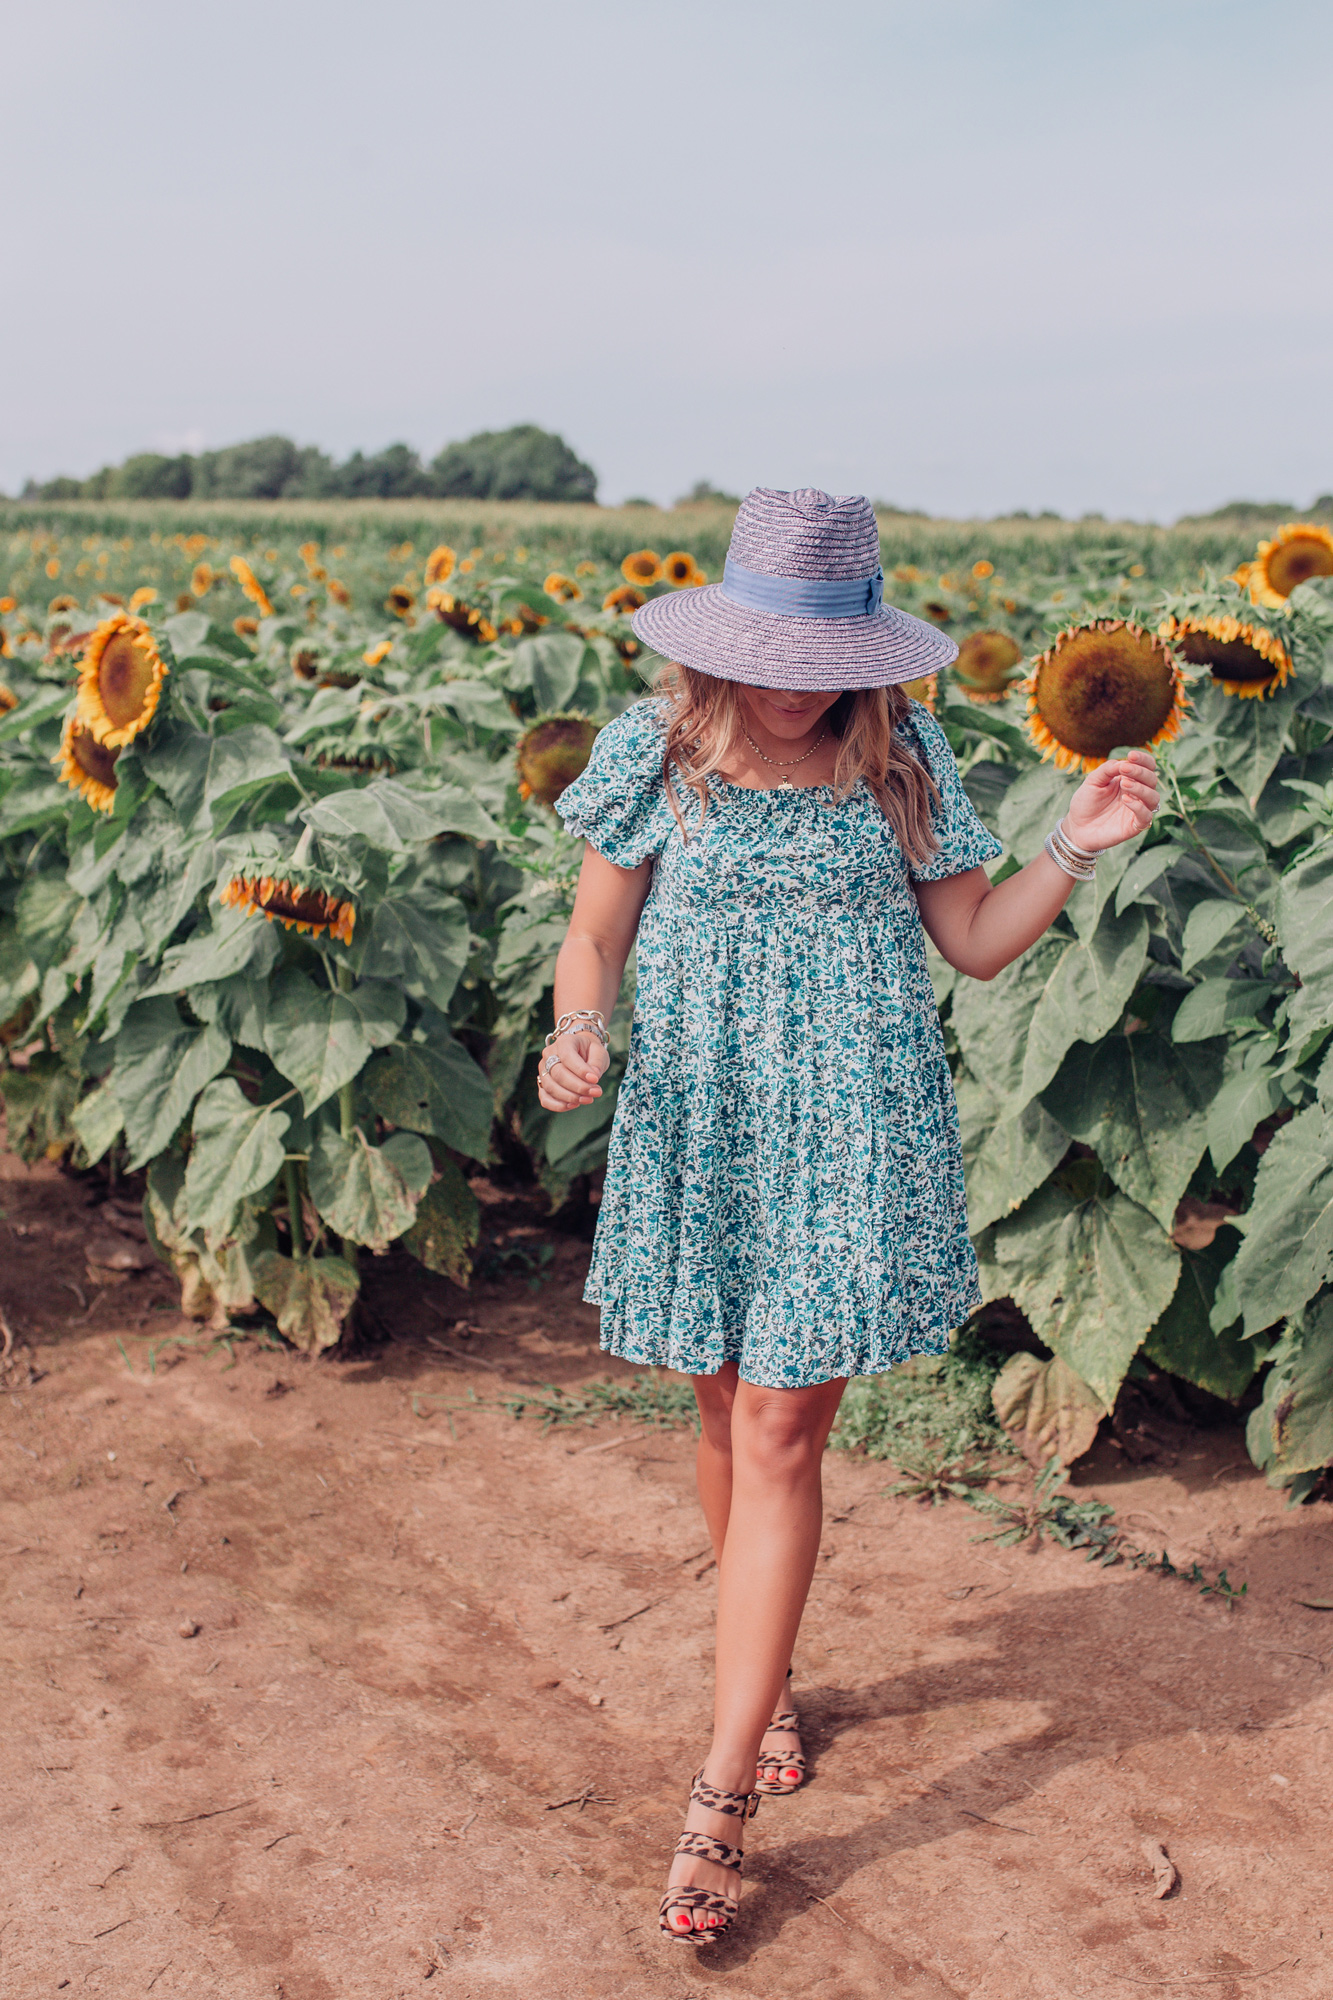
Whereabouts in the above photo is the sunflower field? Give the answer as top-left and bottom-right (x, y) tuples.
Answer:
(3, 507), (1333, 1495)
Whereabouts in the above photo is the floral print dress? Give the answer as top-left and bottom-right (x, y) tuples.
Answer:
(554, 696), (1002, 1389)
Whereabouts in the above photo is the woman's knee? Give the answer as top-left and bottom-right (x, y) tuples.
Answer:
(693, 1363), (739, 1452)
(731, 1384), (832, 1480)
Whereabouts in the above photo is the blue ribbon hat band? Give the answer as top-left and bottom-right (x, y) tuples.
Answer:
(720, 557), (884, 620)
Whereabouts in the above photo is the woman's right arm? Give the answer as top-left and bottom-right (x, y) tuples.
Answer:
(537, 844), (654, 1113)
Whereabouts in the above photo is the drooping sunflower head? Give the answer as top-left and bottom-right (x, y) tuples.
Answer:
(899, 674), (938, 713)
(291, 645), (321, 681)
(229, 555), (275, 618)
(953, 629), (1024, 702)
(0, 683), (18, 714)
(48, 594), (78, 614)
(1237, 523), (1333, 606)
(1023, 619), (1187, 771)
(516, 713), (600, 808)
(614, 636), (642, 673)
(219, 863), (357, 946)
(327, 578), (351, 607)
(76, 614), (169, 747)
(386, 585), (416, 620)
(55, 715), (120, 812)
(424, 544), (456, 585)
(429, 591), (494, 641)
(663, 552), (702, 587)
(543, 572), (583, 604)
(603, 584), (647, 616)
(621, 548), (664, 588)
(1158, 609), (1294, 700)
(191, 562), (215, 596)
(505, 602), (550, 635)
(234, 616), (259, 640)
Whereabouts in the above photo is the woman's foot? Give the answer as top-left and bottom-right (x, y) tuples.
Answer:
(755, 1670), (806, 1794)
(659, 1767), (759, 1941)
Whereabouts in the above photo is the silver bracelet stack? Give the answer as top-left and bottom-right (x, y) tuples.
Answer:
(1043, 818), (1099, 882)
(544, 1008), (609, 1052)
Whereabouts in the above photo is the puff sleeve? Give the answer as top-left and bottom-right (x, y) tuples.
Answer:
(554, 698), (675, 869)
(899, 704), (1004, 883)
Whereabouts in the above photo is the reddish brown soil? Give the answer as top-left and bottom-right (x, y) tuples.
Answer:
(2, 1149), (1332, 2000)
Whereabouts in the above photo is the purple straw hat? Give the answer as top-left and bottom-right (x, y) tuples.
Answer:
(630, 487), (957, 691)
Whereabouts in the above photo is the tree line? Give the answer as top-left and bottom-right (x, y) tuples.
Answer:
(20, 424), (599, 505)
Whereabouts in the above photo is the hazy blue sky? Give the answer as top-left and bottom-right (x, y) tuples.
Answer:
(5, 0), (1330, 519)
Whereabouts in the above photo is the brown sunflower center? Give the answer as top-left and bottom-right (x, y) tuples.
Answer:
(1267, 538), (1333, 596)
(98, 631), (158, 728)
(260, 881), (335, 925)
(956, 631), (1022, 686)
(71, 725), (120, 788)
(518, 718), (600, 806)
(1035, 628), (1176, 759)
(1177, 631), (1277, 684)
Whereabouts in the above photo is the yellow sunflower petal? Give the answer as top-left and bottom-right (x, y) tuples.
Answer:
(75, 614), (169, 748)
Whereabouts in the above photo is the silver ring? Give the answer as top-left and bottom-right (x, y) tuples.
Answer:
(544, 1053), (562, 1077)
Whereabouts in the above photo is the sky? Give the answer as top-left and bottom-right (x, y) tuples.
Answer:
(4, 0), (1331, 520)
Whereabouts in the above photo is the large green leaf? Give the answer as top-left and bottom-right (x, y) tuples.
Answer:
(1172, 977), (1275, 1043)
(15, 875), (83, 969)
(1276, 841), (1333, 1038)
(263, 971), (405, 1115)
(1143, 1228), (1261, 1400)
(991, 1351), (1106, 1466)
(109, 999), (231, 1170)
(1043, 1031), (1222, 1230)
(1245, 1296), (1333, 1480)
(182, 1079), (292, 1240)
(1206, 1050), (1287, 1174)
(141, 715), (291, 830)
(356, 890), (472, 1007)
(71, 1078), (124, 1166)
(303, 777), (501, 848)
(1231, 1103), (1333, 1335)
(979, 1171), (1180, 1407)
(251, 1251), (360, 1354)
(140, 904), (280, 996)
(402, 1154), (480, 1284)
(0, 1054), (81, 1163)
(520, 632), (585, 712)
(955, 905), (1148, 1115)
(955, 1066), (1068, 1234)
(362, 1039), (494, 1160)
(307, 1128), (422, 1248)
(438, 681), (522, 733)
(545, 1079), (618, 1164)
(1179, 898), (1247, 975)
(995, 762), (1080, 865)
(1211, 681), (1301, 809)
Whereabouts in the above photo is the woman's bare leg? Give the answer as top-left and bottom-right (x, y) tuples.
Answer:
(692, 1362), (739, 1560)
(664, 1372), (847, 1933)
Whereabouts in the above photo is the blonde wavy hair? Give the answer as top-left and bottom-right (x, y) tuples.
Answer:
(652, 660), (941, 867)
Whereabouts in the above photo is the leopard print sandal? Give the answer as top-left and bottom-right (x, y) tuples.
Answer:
(755, 1668), (806, 1795)
(659, 1770), (760, 1942)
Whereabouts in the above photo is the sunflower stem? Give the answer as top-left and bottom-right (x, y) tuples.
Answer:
(284, 1158), (305, 1260)
(1163, 762), (1280, 949)
(339, 1082), (355, 1142)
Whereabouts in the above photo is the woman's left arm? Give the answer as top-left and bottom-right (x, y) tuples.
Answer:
(914, 749), (1161, 981)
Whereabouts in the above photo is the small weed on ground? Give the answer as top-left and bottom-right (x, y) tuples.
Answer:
(831, 1326), (1014, 1468)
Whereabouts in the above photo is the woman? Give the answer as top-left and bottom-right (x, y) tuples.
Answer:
(541, 488), (1158, 1943)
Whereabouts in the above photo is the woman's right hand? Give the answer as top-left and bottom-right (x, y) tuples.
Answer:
(537, 1029), (609, 1112)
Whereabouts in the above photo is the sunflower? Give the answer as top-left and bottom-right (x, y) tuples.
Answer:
(953, 630), (1024, 702)
(0, 596), (15, 613)
(621, 549), (664, 587)
(229, 555), (275, 618)
(899, 674), (938, 712)
(0, 684), (17, 713)
(516, 714), (600, 807)
(424, 544), (456, 586)
(603, 584), (646, 615)
(76, 614), (169, 747)
(291, 647), (320, 681)
(1237, 523), (1333, 606)
(971, 560), (994, 580)
(1158, 610), (1294, 700)
(614, 637), (641, 671)
(544, 572), (583, 604)
(364, 639), (393, 667)
(385, 585), (416, 619)
(55, 716), (120, 812)
(663, 552), (703, 587)
(327, 578), (351, 606)
(127, 586), (157, 611)
(48, 594), (78, 614)
(182, 534), (209, 560)
(191, 563), (215, 596)
(219, 866), (356, 946)
(428, 591), (496, 642)
(1022, 619), (1186, 771)
(234, 616), (259, 639)
(506, 603), (550, 635)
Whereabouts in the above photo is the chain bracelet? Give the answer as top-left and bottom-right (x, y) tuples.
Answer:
(545, 1008), (609, 1049)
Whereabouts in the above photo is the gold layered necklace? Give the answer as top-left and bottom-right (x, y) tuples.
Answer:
(740, 724), (829, 790)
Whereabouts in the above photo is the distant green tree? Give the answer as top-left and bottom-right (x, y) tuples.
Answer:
(112, 452), (194, 500)
(676, 479), (740, 506)
(23, 474), (86, 499)
(192, 435), (305, 499)
(429, 424), (597, 502)
(331, 443), (431, 499)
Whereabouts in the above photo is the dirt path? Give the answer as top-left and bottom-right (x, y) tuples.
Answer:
(2, 1155), (1332, 2000)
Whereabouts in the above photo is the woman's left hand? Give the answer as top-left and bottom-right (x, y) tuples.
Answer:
(1065, 748), (1161, 853)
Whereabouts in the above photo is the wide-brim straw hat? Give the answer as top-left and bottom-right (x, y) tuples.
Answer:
(631, 486), (957, 690)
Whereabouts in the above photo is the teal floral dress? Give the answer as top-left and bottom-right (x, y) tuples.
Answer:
(554, 696), (1002, 1389)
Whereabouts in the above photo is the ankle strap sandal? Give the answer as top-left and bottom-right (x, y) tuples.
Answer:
(755, 1668), (806, 1795)
(659, 1770), (760, 1943)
